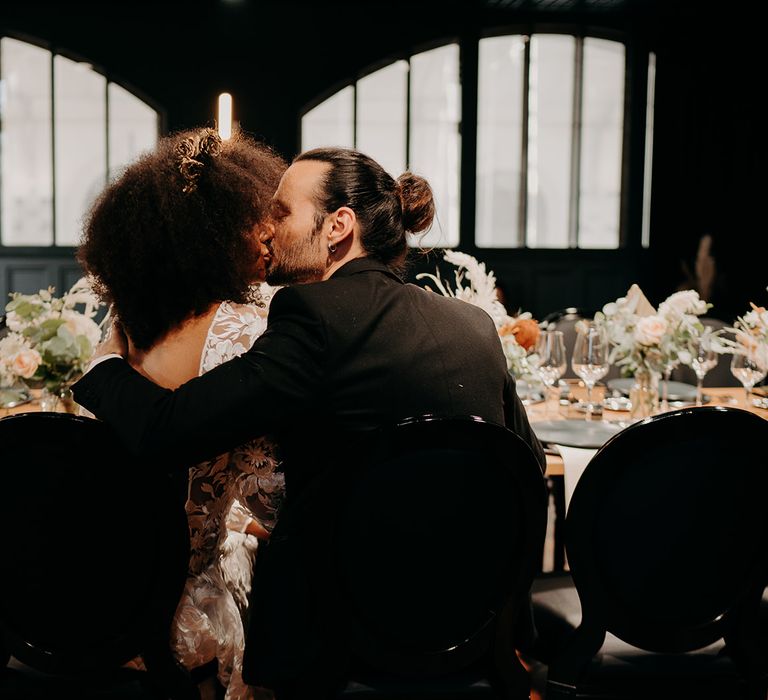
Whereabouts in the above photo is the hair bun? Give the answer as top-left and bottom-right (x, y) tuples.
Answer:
(397, 172), (435, 234)
(176, 128), (223, 193)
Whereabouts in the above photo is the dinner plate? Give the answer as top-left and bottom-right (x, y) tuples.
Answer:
(597, 394), (708, 411)
(601, 396), (632, 412)
(607, 378), (698, 402)
(0, 386), (32, 409)
(532, 419), (625, 449)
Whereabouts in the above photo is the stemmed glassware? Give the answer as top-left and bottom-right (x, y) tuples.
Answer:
(689, 337), (718, 407)
(534, 330), (567, 420)
(571, 322), (610, 421)
(660, 359), (679, 412)
(730, 350), (767, 409)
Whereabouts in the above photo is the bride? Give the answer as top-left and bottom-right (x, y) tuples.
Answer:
(78, 127), (287, 700)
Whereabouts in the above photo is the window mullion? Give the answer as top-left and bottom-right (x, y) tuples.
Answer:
(569, 36), (584, 249)
(352, 82), (357, 149)
(50, 49), (56, 248)
(519, 35), (530, 248)
(105, 77), (110, 185)
(405, 59), (411, 170)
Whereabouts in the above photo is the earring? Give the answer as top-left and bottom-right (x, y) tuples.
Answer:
(328, 242), (337, 254)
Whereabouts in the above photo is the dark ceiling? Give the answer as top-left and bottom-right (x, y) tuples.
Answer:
(0, 0), (747, 156)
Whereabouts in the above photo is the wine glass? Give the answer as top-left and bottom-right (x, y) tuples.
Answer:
(660, 358), (680, 412)
(730, 350), (767, 409)
(689, 337), (717, 407)
(571, 322), (610, 421)
(534, 330), (567, 420)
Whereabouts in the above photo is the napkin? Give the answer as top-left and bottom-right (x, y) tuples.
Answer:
(625, 283), (656, 317)
(555, 444), (598, 514)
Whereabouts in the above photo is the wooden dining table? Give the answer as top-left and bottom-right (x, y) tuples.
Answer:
(531, 387), (768, 477)
(1, 388), (80, 418)
(4, 387), (767, 473)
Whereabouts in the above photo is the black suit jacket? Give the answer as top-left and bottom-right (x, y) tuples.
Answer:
(73, 257), (545, 691)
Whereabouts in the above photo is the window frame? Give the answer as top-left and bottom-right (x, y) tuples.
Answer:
(299, 24), (654, 258)
(0, 31), (166, 256)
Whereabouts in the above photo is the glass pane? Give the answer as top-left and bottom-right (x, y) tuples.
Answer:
(409, 44), (461, 248)
(54, 54), (107, 246)
(0, 38), (53, 246)
(356, 60), (408, 179)
(527, 35), (574, 249)
(476, 35), (526, 248)
(642, 52), (656, 249)
(578, 38), (625, 249)
(108, 82), (158, 181)
(301, 86), (354, 151)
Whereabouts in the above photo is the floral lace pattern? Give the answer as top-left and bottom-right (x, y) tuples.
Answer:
(172, 286), (283, 700)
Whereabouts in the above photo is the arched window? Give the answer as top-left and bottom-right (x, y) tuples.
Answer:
(302, 44), (461, 249)
(0, 36), (160, 248)
(300, 32), (655, 252)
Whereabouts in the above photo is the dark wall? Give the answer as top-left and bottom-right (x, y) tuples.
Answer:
(648, 17), (768, 322)
(1, 0), (765, 320)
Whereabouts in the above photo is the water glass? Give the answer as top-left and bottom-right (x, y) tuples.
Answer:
(660, 360), (679, 412)
(572, 322), (610, 421)
(535, 330), (567, 419)
(690, 338), (718, 407)
(730, 351), (767, 408)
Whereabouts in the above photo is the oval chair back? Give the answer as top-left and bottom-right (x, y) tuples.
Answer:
(552, 407), (768, 695)
(0, 413), (194, 698)
(246, 415), (548, 699)
(334, 415), (548, 697)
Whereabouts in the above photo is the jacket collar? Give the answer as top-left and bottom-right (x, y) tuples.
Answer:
(329, 256), (403, 283)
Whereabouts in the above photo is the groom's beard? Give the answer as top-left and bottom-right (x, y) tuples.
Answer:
(265, 222), (325, 286)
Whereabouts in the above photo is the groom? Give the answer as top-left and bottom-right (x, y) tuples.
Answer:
(74, 147), (545, 698)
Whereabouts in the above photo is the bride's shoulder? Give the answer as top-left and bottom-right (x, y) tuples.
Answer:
(221, 283), (280, 321)
(199, 292), (277, 372)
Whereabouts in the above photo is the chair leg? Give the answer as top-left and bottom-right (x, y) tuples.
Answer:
(487, 651), (530, 700)
(546, 622), (605, 698)
(550, 477), (566, 572)
(723, 589), (768, 700)
(491, 598), (534, 699)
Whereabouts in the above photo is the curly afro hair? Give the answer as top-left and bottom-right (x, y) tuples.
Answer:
(78, 128), (287, 350)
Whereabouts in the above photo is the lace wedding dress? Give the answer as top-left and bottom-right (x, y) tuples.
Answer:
(170, 287), (284, 700)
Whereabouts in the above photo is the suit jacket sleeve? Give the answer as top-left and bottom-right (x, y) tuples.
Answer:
(503, 373), (546, 473)
(72, 287), (326, 466)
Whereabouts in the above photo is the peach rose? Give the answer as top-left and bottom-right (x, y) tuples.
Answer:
(500, 318), (540, 351)
(634, 315), (667, 346)
(11, 348), (42, 379)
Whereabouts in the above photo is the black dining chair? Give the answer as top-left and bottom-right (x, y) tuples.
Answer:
(0, 412), (198, 699)
(246, 415), (548, 699)
(526, 406), (768, 699)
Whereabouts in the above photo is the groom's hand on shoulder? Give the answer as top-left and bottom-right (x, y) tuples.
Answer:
(88, 318), (129, 370)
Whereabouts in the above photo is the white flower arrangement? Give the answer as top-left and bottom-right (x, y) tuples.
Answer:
(0, 278), (106, 391)
(595, 286), (720, 376)
(725, 290), (768, 370)
(416, 251), (541, 379)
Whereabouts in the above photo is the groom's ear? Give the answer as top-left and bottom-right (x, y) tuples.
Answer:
(328, 206), (357, 248)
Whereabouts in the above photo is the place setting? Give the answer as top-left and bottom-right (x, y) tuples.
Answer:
(528, 322), (632, 450)
(605, 377), (703, 409)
